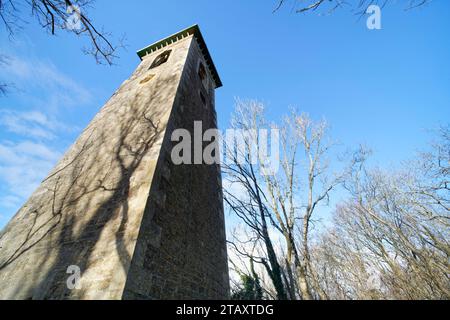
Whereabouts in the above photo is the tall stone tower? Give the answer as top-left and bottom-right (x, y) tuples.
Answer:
(0, 25), (229, 300)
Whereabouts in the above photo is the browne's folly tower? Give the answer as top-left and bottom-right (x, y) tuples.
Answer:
(0, 25), (229, 299)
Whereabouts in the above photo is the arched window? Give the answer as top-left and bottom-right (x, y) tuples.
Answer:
(149, 50), (172, 69)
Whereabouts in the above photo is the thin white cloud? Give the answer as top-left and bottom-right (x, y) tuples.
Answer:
(0, 110), (56, 140)
(0, 140), (61, 199)
(20, 111), (52, 127)
(0, 195), (22, 209)
(0, 109), (78, 140)
(13, 141), (61, 162)
(0, 50), (91, 228)
(4, 56), (92, 106)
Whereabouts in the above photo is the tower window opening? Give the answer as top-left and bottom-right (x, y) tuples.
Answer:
(199, 91), (206, 106)
(149, 50), (172, 69)
(198, 62), (208, 89)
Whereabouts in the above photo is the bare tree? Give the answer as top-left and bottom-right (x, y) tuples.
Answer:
(225, 99), (448, 300)
(0, 54), (10, 95)
(257, 108), (343, 300)
(311, 128), (449, 299)
(0, 0), (121, 65)
(273, 0), (431, 15)
(224, 100), (344, 300)
(223, 100), (288, 300)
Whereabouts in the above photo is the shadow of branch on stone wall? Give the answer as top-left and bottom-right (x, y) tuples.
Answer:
(34, 93), (163, 299)
(0, 71), (176, 299)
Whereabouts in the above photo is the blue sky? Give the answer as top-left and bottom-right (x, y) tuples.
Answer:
(0, 0), (449, 228)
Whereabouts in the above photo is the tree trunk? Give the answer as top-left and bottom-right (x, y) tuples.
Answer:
(297, 264), (312, 300)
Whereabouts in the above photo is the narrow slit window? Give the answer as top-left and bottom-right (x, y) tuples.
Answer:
(199, 91), (206, 106)
(198, 62), (208, 89)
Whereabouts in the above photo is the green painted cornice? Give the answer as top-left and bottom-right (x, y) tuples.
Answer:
(137, 24), (222, 88)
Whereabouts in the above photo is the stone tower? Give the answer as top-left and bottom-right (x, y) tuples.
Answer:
(0, 25), (229, 300)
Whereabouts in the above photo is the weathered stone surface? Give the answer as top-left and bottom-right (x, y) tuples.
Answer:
(0, 27), (229, 300)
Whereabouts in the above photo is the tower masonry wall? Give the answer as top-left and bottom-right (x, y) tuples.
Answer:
(123, 36), (229, 299)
